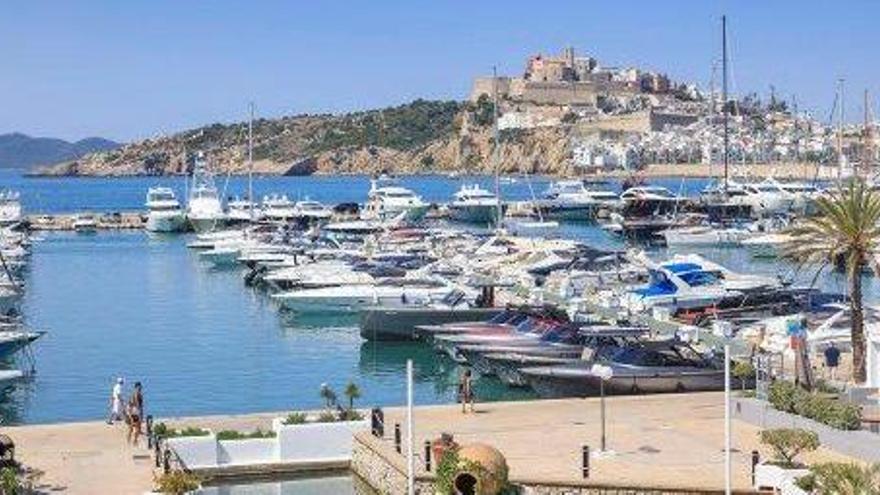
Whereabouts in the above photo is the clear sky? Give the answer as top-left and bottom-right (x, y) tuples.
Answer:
(2, 1), (878, 142)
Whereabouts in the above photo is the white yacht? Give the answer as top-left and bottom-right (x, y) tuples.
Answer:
(262, 194), (297, 221)
(272, 279), (452, 314)
(0, 190), (22, 226)
(145, 187), (186, 233)
(363, 178), (429, 222)
(623, 253), (780, 312)
(291, 199), (333, 222)
(186, 152), (226, 232)
(73, 214), (98, 233)
(227, 197), (262, 223)
(660, 224), (749, 247)
(535, 180), (620, 220)
(448, 184), (501, 225)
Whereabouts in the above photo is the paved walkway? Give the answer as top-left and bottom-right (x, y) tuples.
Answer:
(379, 392), (855, 491)
(1, 393), (861, 493)
(6, 420), (154, 494)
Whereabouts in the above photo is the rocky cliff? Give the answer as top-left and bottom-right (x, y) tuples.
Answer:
(35, 99), (577, 177)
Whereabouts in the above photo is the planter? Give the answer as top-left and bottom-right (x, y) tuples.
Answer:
(754, 462), (809, 493)
(272, 417), (369, 462)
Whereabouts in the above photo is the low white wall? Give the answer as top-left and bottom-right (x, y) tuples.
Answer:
(166, 419), (369, 470)
(273, 418), (369, 462)
(218, 438), (277, 466)
(166, 435), (218, 469)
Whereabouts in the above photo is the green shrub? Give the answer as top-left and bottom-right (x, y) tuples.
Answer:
(317, 411), (337, 423)
(759, 428), (819, 468)
(795, 462), (880, 493)
(767, 381), (862, 430)
(339, 409), (364, 421)
(153, 423), (210, 439)
(215, 428), (276, 441)
(283, 412), (308, 425)
(154, 470), (201, 494)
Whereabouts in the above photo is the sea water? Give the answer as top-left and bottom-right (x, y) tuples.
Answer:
(0, 171), (870, 424)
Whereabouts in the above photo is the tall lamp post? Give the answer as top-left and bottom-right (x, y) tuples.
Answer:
(591, 363), (614, 456)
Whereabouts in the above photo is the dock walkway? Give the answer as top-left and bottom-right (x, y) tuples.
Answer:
(2, 394), (862, 493)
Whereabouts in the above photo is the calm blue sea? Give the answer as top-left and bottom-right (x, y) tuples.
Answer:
(0, 171), (869, 424)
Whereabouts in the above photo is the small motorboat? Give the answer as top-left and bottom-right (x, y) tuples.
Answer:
(521, 340), (725, 398)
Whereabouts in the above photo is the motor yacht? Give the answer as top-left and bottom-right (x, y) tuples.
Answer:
(363, 178), (429, 222)
(534, 180), (620, 221)
(262, 194), (297, 221)
(622, 253), (781, 313)
(291, 199), (333, 223)
(226, 197), (262, 223)
(521, 340), (725, 398)
(186, 152), (226, 232)
(658, 214), (749, 246)
(145, 187), (186, 233)
(271, 279), (452, 314)
(73, 214), (98, 233)
(620, 186), (688, 217)
(448, 184), (502, 225)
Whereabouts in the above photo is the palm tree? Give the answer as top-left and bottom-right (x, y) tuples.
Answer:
(319, 383), (337, 409)
(782, 179), (880, 383)
(343, 382), (361, 411)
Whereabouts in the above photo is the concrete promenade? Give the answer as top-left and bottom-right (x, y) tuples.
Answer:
(2, 393), (861, 494)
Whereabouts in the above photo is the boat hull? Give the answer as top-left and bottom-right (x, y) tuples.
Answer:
(146, 212), (187, 233)
(448, 205), (501, 225)
(524, 368), (726, 398)
(188, 217), (227, 233)
(359, 307), (502, 341)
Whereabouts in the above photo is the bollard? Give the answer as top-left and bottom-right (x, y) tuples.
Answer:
(582, 445), (590, 478)
(394, 423), (401, 454)
(154, 442), (161, 468)
(751, 450), (760, 486)
(424, 440), (432, 472)
(163, 449), (171, 473)
(146, 415), (154, 449)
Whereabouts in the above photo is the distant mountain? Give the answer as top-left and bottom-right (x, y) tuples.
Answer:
(0, 133), (120, 169)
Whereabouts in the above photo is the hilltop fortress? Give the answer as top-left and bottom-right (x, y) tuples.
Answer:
(470, 46), (674, 106)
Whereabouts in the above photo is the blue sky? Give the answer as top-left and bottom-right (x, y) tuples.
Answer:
(2, 1), (878, 142)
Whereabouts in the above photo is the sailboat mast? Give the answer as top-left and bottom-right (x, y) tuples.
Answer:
(838, 78), (845, 177)
(722, 15), (729, 192)
(248, 102), (255, 220)
(492, 66), (502, 226)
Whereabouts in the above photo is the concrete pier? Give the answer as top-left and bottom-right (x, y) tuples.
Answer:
(2, 394), (865, 494)
(26, 212), (145, 230)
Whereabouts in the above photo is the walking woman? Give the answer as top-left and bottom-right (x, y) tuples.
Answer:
(127, 382), (144, 445)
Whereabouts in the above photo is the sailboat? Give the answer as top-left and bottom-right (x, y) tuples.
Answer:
(186, 152), (226, 232)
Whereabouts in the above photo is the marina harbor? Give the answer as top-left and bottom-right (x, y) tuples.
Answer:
(5, 3), (880, 494)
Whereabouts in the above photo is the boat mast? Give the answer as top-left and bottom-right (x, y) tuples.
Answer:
(837, 78), (845, 178)
(863, 89), (872, 178)
(492, 65), (502, 227)
(722, 15), (729, 193)
(248, 102), (255, 221)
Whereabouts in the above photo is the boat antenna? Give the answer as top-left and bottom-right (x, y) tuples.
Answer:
(248, 101), (255, 221)
(722, 15), (729, 194)
(492, 65), (502, 228)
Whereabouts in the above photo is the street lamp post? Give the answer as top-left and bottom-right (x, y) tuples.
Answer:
(591, 364), (614, 455)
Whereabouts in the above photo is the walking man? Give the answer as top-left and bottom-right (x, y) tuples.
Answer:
(107, 377), (124, 424)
